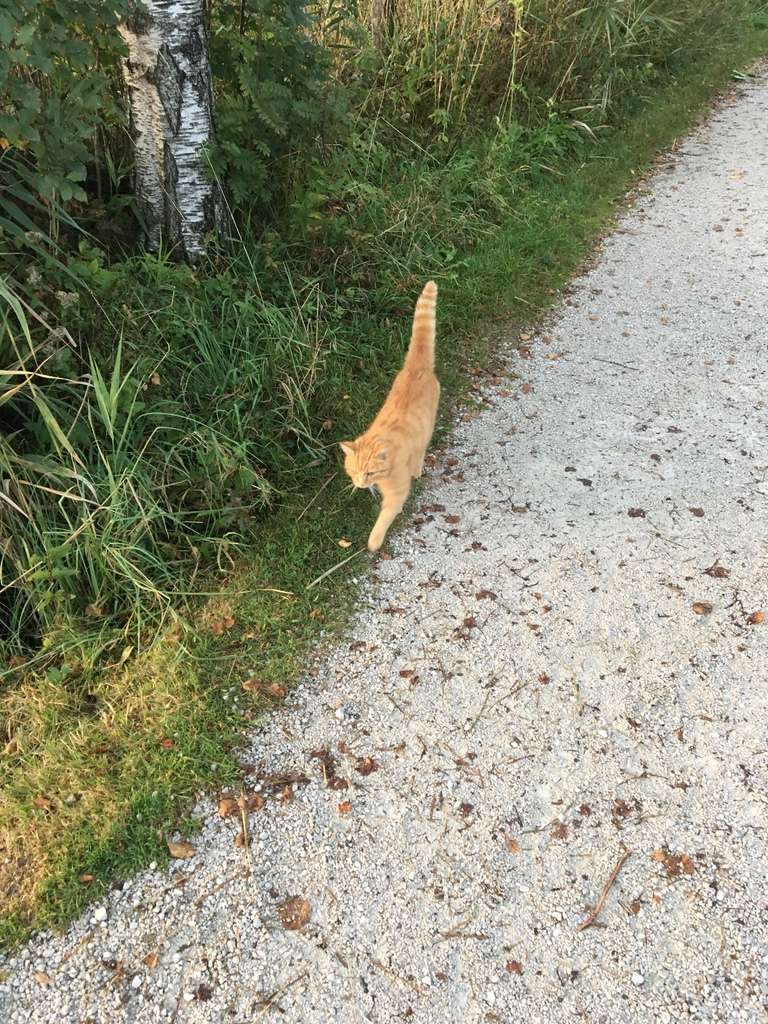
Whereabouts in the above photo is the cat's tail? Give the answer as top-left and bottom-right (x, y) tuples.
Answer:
(404, 280), (438, 371)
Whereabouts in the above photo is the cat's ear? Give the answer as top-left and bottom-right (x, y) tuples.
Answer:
(339, 441), (356, 456)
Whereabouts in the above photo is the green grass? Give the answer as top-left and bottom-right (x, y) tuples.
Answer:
(2, 25), (767, 951)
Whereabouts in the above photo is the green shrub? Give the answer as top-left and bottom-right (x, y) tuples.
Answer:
(0, 0), (127, 204)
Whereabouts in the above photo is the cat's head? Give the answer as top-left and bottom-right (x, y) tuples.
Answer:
(339, 438), (390, 488)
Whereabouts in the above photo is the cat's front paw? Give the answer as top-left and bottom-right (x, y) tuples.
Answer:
(367, 531), (384, 552)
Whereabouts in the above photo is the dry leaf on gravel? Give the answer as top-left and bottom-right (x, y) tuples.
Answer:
(337, 800), (352, 815)
(746, 611), (764, 625)
(246, 792), (265, 812)
(505, 836), (520, 854)
(34, 971), (50, 986)
(550, 821), (569, 841)
(651, 847), (695, 879)
(354, 756), (379, 776)
(688, 506), (705, 517)
(218, 796), (239, 818)
(704, 562), (730, 579)
(278, 896), (312, 931)
(692, 601), (713, 615)
(167, 839), (196, 860)
(266, 682), (286, 698)
(506, 960), (524, 975)
(144, 953), (159, 969)
(627, 508), (646, 518)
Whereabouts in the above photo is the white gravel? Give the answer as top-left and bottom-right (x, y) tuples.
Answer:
(2, 74), (768, 1024)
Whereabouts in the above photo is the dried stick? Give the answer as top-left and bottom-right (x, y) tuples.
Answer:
(576, 846), (631, 932)
(306, 547), (366, 590)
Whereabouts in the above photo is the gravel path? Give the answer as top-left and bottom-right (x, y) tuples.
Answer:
(3, 75), (768, 1024)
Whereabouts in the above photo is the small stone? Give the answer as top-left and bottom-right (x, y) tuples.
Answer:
(131, 975), (142, 989)
(149, 861), (157, 871)
(93, 907), (107, 923)
(183, 991), (195, 1002)
(632, 972), (645, 986)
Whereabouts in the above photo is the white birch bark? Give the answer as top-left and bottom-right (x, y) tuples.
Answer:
(119, 0), (225, 259)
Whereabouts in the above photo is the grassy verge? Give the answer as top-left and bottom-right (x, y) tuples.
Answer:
(2, 31), (767, 952)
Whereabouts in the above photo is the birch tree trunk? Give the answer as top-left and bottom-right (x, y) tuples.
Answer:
(119, 0), (225, 260)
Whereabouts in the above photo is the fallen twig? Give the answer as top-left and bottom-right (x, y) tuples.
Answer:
(306, 547), (366, 590)
(237, 788), (252, 876)
(255, 971), (308, 1015)
(297, 472), (337, 521)
(576, 846), (631, 932)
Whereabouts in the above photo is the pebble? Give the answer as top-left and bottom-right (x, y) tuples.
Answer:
(131, 975), (142, 990)
(92, 907), (107, 923)
(632, 973), (645, 987)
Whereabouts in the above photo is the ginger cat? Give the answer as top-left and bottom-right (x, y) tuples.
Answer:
(340, 281), (440, 552)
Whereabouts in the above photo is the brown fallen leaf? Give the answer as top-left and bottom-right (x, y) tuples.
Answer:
(399, 668), (416, 679)
(475, 589), (497, 601)
(520, 383), (533, 395)
(627, 508), (646, 518)
(79, 873), (95, 884)
(444, 515), (461, 525)
(747, 611), (765, 625)
(34, 970), (50, 986)
(692, 601), (713, 615)
(149, 371), (161, 386)
(144, 952), (159, 969)
(33, 795), (55, 812)
(704, 561), (730, 579)
(688, 507), (705, 517)
(506, 960), (524, 975)
(611, 797), (641, 827)
(218, 796), (239, 818)
(160, 738), (174, 749)
(651, 847), (695, 880)
(167, 839), (196, 860)
(278, 896), (312, 931)
(337, 800), (352, 815)
(538, 673), (551, 684)
(267, 682), (286, 698)
(505, 836), (519, 854)
(246, 792), (265, 812)
(338, 538), (352, 548)
(550, 820), (569, 841)
(355, 756), (379, 776)
(628, 899), (642, 915)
